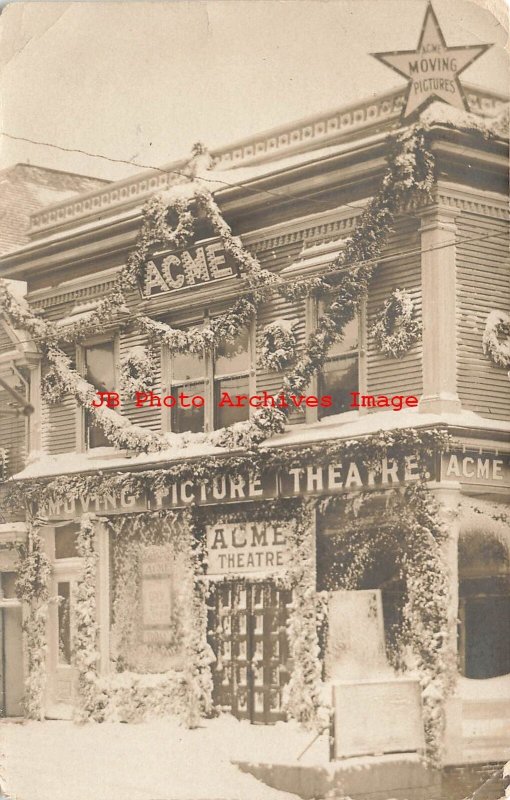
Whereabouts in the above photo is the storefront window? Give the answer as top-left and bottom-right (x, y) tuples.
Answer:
(57, 582), (72, 665)
(317, 303), (360, 419)
(83, 341), (115, 448)
(459, 530), (510, 679)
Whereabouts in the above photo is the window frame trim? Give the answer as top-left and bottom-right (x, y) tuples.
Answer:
(76, 333), (119, 453)
(163, 313), (256, 434)
(305, 294), (366, 424)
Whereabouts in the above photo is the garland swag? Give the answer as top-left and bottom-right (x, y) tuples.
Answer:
(0, 125), (434, 455)
(73, 515), (101, 722)
(14, 520), (51, 720)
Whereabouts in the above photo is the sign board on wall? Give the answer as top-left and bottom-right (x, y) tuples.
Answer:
(206, 522), (289, 576)
(333, 679), (425, 759)
(143, 238), (238, 297)
(40, 451), (510, 521)
(441, 452), (509, 488)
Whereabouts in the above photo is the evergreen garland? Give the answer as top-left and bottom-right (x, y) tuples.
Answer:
(14, 519), (51, 720)
(73, 515), (101, 722)
(0, 125), (435, 455)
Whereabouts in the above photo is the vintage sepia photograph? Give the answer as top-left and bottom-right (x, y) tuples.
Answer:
(0, 1), (508, 798)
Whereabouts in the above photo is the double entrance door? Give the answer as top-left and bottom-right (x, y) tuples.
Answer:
(209, 581), (293, 724)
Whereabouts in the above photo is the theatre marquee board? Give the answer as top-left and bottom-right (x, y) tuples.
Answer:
(39, 450), (510, 520)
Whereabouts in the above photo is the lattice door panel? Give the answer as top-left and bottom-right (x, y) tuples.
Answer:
(209, 581), (292, 724)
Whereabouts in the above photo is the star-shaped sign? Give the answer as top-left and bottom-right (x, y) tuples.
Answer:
(372, 3), (493, 118)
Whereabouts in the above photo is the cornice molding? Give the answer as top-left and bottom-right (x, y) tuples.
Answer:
(25, 84), (507, 239)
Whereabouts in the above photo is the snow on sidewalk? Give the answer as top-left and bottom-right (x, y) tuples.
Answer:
(0, 715), (317, 800)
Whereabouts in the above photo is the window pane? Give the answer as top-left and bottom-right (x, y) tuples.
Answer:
(85, 342), (115, 391)
(55, 524), (79, 559)
(326, 314), (358, 359)
(215, 375), (250, 428)
(57, 582), (72, 665)
(1, 572), (17, 599)
(85, 342), (115, 449)
(464, 596), (510, 679)
(86, 413), (112, 449)
(319, 356), (358, 418)
(172, 350), (204, 382)
(172, 381), (205, 433)
(215, 328), (249, 376)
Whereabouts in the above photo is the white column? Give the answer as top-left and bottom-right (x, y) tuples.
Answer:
(419, 208), (461, 415)
(95, 520), (111, 675)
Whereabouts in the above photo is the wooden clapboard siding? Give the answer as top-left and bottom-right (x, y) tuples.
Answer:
(0, 390), (26, 476)
(42, 344), (77, 455)
(255, 239), (306, 425)
(119, 326), (162, 430)
(256, 297), (306, 426)
(367, 218), (422, 400)
(456, 213), (510, 420)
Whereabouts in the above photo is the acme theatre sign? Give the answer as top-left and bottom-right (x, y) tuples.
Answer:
(143, 238), (237, 297)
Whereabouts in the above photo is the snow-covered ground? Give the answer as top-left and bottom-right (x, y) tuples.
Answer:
(0, 715), (327, 800)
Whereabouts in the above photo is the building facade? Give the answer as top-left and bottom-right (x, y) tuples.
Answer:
(0, 84), (508, 766)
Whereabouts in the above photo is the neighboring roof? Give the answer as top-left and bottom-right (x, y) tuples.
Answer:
(0, 163), (109, 256)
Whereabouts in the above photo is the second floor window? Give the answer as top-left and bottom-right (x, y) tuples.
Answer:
(167, 321), (252, 433)
(83, 340), (115, 448)
(319, 310), (359, 418)
(214, 328), (250, 429)
(171, 349), (205, 434)
(307, 296), (363, 422)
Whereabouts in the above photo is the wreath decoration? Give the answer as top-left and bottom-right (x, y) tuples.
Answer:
(370, 289), (421, 358)
(41, 365), (68, 404)
(259, 318), (297, 371)
(482, 310), (510, 371)
(119, 345), (157, 395)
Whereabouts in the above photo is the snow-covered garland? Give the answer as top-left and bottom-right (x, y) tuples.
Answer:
(259, 319), (297, 372)
(14, 519), (51, 720)
(73, 515), (101, 722)
(370, 288), (422, 358)
(5, 427), (451, 515)
(73, 509), (213, 727)
(281, 500), (325, 730)
(482, 310), (510, 372)
(319, 481), (454, 765)
(0, 126), (434, 454)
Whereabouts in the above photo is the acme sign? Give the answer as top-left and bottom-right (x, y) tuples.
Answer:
(143, 238), (237, 297)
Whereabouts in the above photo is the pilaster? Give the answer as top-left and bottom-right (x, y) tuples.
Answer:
(419, 207), (461, 415)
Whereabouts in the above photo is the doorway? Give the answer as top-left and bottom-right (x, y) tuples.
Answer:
(208, 581), (292, 724)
